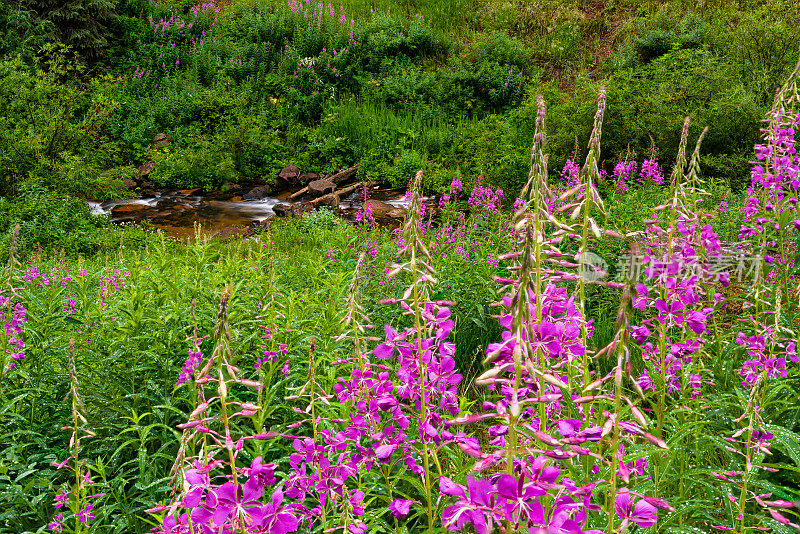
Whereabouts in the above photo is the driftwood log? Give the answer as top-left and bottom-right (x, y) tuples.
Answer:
(288, 164), (360, 201)
(307, 180), (376, 208)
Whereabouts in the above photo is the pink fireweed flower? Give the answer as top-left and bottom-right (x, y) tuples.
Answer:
(2, 297), (26, 370)
(640, 156), (663, 185)
(615, 489), (657, 528)
(54, 490), (70, 509)
(48, 514), (64, 533)
(561, 159), (580, 186)
(177, 341), (203, 386)
(613, 158), (637, 193)
(389, 498), (413, 517)
(78, 504), (95, 523)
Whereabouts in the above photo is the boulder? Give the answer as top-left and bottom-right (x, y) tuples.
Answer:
(276, 164), (301, 188)
(243, 185), (271, 200)
(273, 203), (293, 217)
(308, 179), (335, 197)
(317, 193), (340, 209)
(112, 204), (146, 215)
(364, 199), (406, 219)
(137, 161), (155, 177)
(123, 179), (138, 190)
(179, 188), (203, 195)
(301, 172), (320, 184)
(151, 133), (170, 148)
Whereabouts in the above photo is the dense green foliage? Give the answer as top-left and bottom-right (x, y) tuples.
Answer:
(0, 0), (797, 202)
(2, 189), (799, 531)
(0, 4), (799, 531)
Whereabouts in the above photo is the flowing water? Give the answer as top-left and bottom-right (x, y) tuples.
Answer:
(88, 185), (415, 238)
(89, 189), (291, 238)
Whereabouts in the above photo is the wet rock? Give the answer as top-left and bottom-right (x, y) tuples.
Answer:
(301, 172), (320, 185)
(273, 203), (293, 217)
(137, 161), (155, 177)
(308, 179), (335, 197)
(179, 188), (203, 195)
(276, 164), (301, 188)
(364, 199), (406, 219)
(123, 179), (138, 190)
(155, 198), (181, 210)
(317, 194), (340, 209)
(112, 204), (147, 214)
(151, 133), (170, 148)
(243, 185), (271, 200)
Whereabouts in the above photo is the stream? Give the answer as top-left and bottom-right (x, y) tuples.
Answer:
(88, 185), (415, 238)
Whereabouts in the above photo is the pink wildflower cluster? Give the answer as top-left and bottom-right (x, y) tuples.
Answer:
(354, 204), (374, 229)
(468, 185), (504, 217)
(98, 268), (130, 306)
(736, 331), (796, 387)
(176, 339), (204, 387)
(612, 159), (637, 193)
(1, 293), (26, 370)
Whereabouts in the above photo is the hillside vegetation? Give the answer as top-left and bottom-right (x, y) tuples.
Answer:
(1, 2), (800, 534)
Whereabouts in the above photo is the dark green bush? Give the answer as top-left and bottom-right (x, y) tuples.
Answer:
(0, 51), (127, 198)
(0, 186), (148, 259)
(149, 144), (236, 189)
(472, 31), (530, 72)
(603, 48), (762, 189)
(633, 12), (705, 64)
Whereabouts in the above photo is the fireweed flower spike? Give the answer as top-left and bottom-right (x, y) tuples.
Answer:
(548, 87), (618, 387)
(625, 119), (726, 499)
(736, 52), (800, 405)
(443, 95), (671, 534)
(149, 288), (287, 534)
(49, 339), (105, 534)
(375, 170), (459, 531)
(1, 224), (26, 377)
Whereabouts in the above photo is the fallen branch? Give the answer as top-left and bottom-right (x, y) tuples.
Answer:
(288, 164), (360, 201)
(307, 180), (376, 208)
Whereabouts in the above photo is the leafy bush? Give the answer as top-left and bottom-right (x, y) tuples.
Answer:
(603, 48), (762, 189)
(633, 12), (705, 63)
(299, 207), (342, 232)
(0, 186), (148, 259)
(472, 30), (529, 72)
(4, 0), (120, 62)
(0, 50), (126, 198)
(149, 145), (236, 189)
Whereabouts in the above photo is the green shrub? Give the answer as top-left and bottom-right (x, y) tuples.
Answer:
(0, 2), (53, 60)
(348, 12), (448, 73)
(633, 12), (704, 63)
(221, 116), (286, 182)
(603, 48), (762, 189)
(472, 31), (530, 72)
(150, 145), (236, 189)
(0, 50), (127, 198)
(299, 207), (342, 232)
(13, 0), (119, 61)
(0, 186), (148, 259)
(705, 4), (800, 106)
